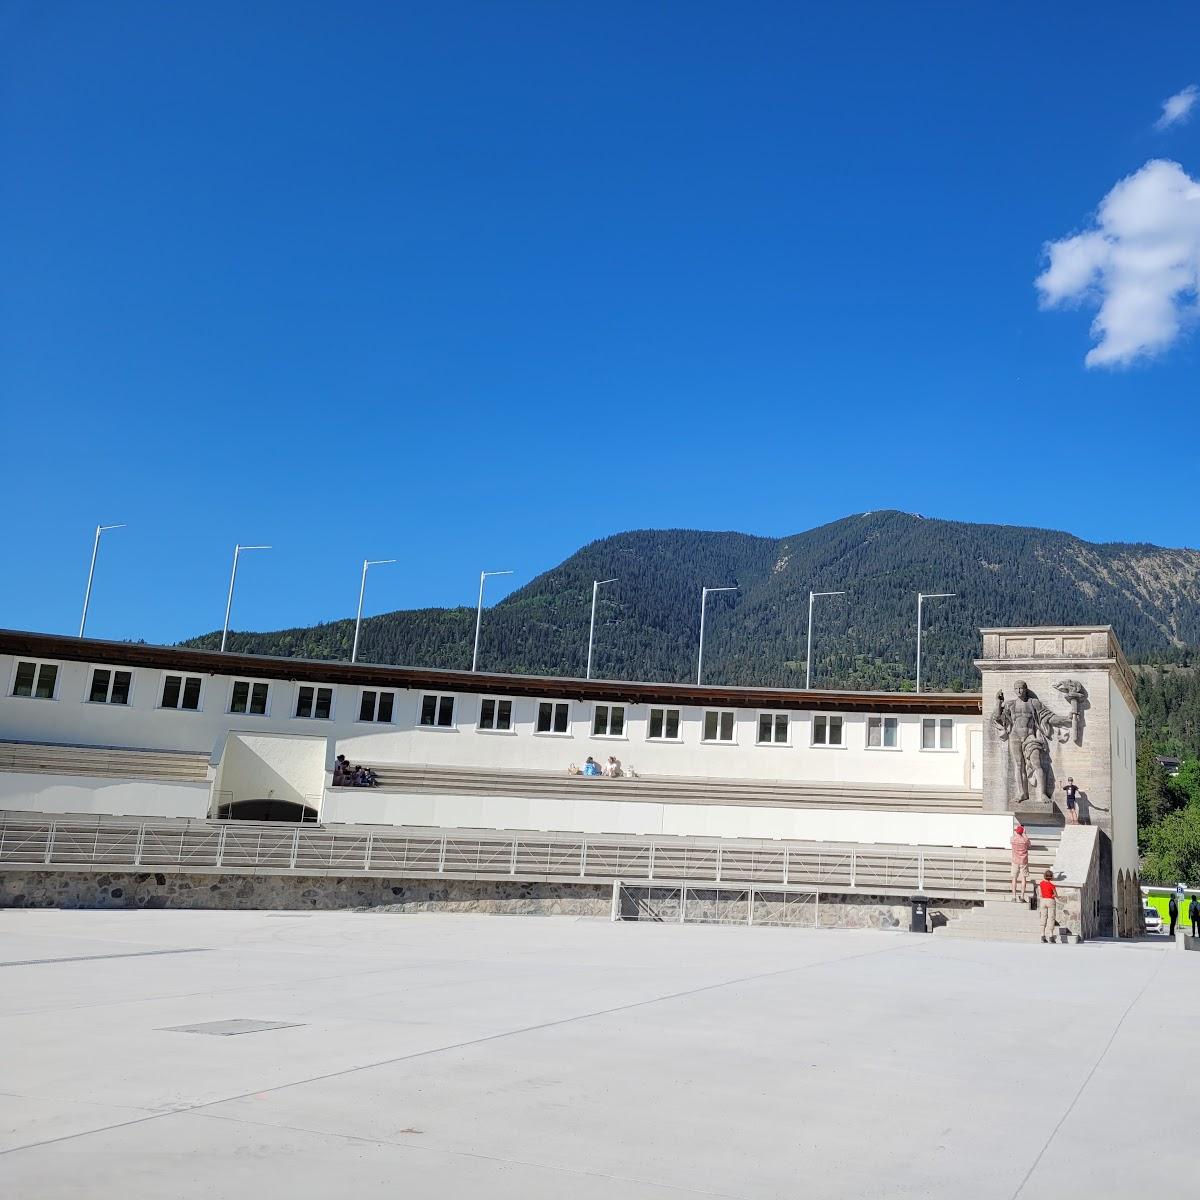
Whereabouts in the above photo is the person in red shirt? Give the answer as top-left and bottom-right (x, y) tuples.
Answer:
(1038, 870), (1058, 943)
(1010, 824), (1031, 902)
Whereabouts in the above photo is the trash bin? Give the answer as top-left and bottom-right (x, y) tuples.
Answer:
(910, 895), (929, 933)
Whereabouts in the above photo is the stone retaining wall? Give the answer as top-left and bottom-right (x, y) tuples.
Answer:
(0, 869), (981, 929)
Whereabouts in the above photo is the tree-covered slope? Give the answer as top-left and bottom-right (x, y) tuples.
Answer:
(183, 511), (1200, 691)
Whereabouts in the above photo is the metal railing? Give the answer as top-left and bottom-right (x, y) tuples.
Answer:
(0, 811), (1034, 899)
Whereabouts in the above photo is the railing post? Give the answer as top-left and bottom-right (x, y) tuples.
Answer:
(579, 840), (588, 878)
(918, 852), (925, 891)
(215, 826), (227, 868)
(133, 823), (146, 867)
(715, 844), (722, 883)
(850, 851), (857, 889)
(43, 821), (57, 865)
(290, 828), (300, 870)
(437, 835), (447, 874)
(747, 888), (755, 926)
(364, 833), (374, 872)
(647, 844), (655, 881)
(982, 854), (987, 898)
(783, 846), (790, 886)
(510, 838), (518, 875)
(610, 880), (620, 922)
(679, 884), (686, 923)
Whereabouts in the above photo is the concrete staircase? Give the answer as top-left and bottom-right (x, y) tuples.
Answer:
(0, 740), (210, 783)
(937, 898), (1063, 942)
(358, 762), (984, 813)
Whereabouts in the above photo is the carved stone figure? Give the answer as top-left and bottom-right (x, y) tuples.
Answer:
(992, 680), (1077, 805)
(1053, 678), (1087, 745)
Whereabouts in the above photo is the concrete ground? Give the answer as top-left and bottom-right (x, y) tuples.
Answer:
(0, 910), (1189, 1199)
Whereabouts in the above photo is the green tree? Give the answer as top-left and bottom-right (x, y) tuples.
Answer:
(1140, 807), (1200, 886)
(1171, 758), (1200, 808)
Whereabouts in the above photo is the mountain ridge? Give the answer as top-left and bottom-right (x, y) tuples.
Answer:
(181, 511), (1200, 692)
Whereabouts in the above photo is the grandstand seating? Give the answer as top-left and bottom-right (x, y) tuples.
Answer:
(0, 740), (210, 784)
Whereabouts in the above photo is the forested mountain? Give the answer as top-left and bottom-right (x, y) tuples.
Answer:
(184, 511), (1200, 694)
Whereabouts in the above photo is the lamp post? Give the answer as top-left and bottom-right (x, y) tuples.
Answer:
(352, 558), (397, 664)
(220, 544), (271, 652)
(697, 586), (738, 686)
(472, 569), (514, 672)
(805, 590), (846, 690)
(586, 578), (617, 680)
(79, 523), (127, 638)
(916, 591), (956, 693)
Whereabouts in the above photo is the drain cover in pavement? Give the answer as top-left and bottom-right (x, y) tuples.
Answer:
(163, 1020), (303, 1036)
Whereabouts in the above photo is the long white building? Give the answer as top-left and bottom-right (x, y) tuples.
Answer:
(0, 625), (1144, 938)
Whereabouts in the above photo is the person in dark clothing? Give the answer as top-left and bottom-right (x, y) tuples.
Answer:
(1190, 895), (1200, 938)
(1168, 893), (1179, 936)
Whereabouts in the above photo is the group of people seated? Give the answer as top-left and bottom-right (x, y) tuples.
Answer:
(333, 754), (378, 788)
(572, 755), (625, 778)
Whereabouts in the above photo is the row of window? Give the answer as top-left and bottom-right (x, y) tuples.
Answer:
(8, 658), (960, 750)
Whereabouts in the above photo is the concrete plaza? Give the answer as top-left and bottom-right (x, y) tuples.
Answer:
(0, 909), (1189, 1199)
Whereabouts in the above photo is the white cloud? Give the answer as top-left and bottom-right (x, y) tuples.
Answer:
(1035, 159), (1200, 367)
(1155, 84), (1198, 130)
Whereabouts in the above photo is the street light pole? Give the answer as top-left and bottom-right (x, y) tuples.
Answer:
(221, 544), (271, 653)
(472, 569), (514, 672)
(79, 523), (127, 638)
(805, 590), (846, 690)
(352, 558), (398, 664)
(697, 586), (738, 686)
(916, 591), (956, 693)
(586, 578), (617, 680)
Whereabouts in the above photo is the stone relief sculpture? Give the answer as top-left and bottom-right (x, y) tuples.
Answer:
(992, 680), (1087, 805)
(1053, 678), (1087, 745)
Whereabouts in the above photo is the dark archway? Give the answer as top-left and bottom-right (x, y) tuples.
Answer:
(216, 798), (318, 823)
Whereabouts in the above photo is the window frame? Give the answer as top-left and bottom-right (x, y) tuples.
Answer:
(417, 693), (457, 730)
(357, 688), (396, 724)
(701, 709), (737, 744)
(477, 695), (516, 734)
(646, 707), (682, 743)
(158, 672), (205, 713)
(920, 717), (956, 752)
(810, 713), (846, 748)
(85, 665), (135, 707)
(228, 679), (271, 717)
(591, 703), (627, 739)
(9, 658), (61, 701)
(756, 711), (791, 746)
(294, 683), (335, 721)
(534, 700), (572, 736)
(866, 714), (901, 751)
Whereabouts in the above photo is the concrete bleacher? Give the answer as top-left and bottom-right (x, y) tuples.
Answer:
(359, 762), (984, 813)
(0, 740), (210, 784)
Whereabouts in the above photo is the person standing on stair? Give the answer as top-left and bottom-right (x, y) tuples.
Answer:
(1038, 870), (1058, 943)
(1010, 824), (1031, 903)
(1169, 892), (1180, 937)
(1062, 777), (1080, 824)
(1189, 895), (1199, 938)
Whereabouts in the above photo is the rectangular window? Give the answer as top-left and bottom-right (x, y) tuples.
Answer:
(812, 714), (844, 746)
(11, 660), (59, 700)
(88, 668), (132, 705)
(702, 710), (736, 743)
(647, 707), (681, 741)
(358, 689), (395, 723)
(160, 674), (203, 711)
(479, 697), (513, 731)
(229, 680), (269, 715)
(867, 716), (899, 749)
(922, 718), (954, 750)
(592, 704), (625, 737)
(536, 701), (570, 734)
(295, 685), (334, 719)
(757, 712), (789, 745)
(419, 694), (455, 727)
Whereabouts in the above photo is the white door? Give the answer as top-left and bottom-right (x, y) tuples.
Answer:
(969, 728), (983, 789)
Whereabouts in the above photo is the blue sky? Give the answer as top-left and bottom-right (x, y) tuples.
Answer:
(2, 1), (1198, 644)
